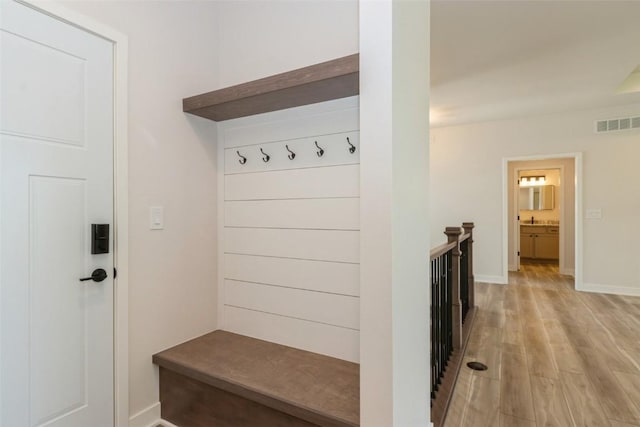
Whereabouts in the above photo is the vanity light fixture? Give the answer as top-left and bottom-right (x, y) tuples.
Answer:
(520, 175), (546, 186)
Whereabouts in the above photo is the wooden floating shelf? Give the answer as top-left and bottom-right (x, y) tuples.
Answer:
(183, 53), (359, 122)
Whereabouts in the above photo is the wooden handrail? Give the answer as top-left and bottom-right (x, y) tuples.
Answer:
(431, 222), (476, 427)
(430, 241), (457, 261)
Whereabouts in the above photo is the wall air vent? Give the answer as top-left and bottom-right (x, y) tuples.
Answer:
(595, 115), (640, 133)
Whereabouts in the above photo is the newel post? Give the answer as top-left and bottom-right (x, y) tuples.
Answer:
(444, 226), (463, 350)
(462, 222), (475, 308)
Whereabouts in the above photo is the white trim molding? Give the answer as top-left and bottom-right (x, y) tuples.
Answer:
(129, 402), (161, 427)
(579, 283), (640, 297)
(128, 401), (179, 427)
(20, 2), (130, 426)
(560, 268), (575, 277)
(475, 275), (508, 285)
(502, 152), (583, 290)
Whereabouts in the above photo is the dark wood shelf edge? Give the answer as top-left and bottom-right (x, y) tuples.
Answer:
(182, 53), (359, 122)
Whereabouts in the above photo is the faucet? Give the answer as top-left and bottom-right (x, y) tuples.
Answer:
(531, 216), (534, 224)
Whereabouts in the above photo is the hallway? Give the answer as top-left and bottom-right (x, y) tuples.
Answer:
(444, 264), (640, 427)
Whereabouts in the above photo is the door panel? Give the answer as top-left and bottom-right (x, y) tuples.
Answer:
(0, 30), (85, 145)
(1, 1), (114, 426)
(29, 177), (88, 426)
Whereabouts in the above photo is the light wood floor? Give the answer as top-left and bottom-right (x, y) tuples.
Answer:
(444, 262), (640, 427)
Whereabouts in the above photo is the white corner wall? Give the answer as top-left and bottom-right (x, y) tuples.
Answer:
(59, 0), (220, 419)
(216, 0), (358, 87)
(360, 1), (431, 425)
(431, 103), (640, 295)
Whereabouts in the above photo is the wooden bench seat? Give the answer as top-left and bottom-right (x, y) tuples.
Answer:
(153, 330), (359, 427)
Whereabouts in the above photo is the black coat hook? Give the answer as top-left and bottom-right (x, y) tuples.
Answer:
(260, 148), (270, 163)
(346, 137), (356, 154)
(237, 150), (247, 165)
(286, 144), (296, 160)
(314, 141), (324, 157)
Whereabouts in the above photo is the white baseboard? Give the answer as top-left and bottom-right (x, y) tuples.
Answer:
(508, 264), (516, 272)
(157, 421), (179, 427)
(560, 268), (575, 277)
(475, 274), (507, 285)
(579, 283), (640, 297)
(129, 402), (161, 427)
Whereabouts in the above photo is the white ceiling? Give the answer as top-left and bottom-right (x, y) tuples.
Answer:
(430, 0), (640, 127)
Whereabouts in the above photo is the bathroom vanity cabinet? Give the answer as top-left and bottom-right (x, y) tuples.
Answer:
(520, 225), (559, 260)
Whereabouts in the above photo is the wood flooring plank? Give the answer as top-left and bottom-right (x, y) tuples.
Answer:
(521, 319), (559, 379)
(587, 329), (640, 375)
(503, 313), (525, 352)
(543, 319), (585, 374)
(500, 350), (535, 421)
(502, 291), (526, 354)
(549, 343), (584, 374)
(534, 289), (561, 320)
(609, 421), (640, 427)
(560, 371), (610, 427)
(530, 376), (574, 426)
(499, 413), (536, 427)
(515, 286), (540, 321)
(557, 322), (593, 348)
(613, 371), (640, 420)
(465, 325), (501, 357)
(574, 346), (640, 424)
(443, 374), (500, 427)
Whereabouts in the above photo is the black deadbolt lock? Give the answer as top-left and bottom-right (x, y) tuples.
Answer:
(91, 224), (110, 254)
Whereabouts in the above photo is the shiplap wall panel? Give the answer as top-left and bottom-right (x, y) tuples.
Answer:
(224, 228), (359, 263)
(225, 280), (359, 330)
(223, 97), (359, 148)
(224, 306), (359, 362)
(220, 98), (360, 362)
(225, 164), (359, 201)
(225, 198), (359, 230)
(224, 254), (359, 296)
(225, 132), (359, 174)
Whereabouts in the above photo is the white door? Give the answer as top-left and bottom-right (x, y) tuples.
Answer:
(1, 1), (114, 426)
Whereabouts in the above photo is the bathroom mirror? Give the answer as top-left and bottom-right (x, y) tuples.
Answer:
(519, 185), (555, 210)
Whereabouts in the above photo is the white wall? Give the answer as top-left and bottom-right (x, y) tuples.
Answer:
(63, 0), (359, 420)
(360, 1), (431, 426)
(216, 0), (358, 87)
(59, 0), (220, 419)
(431, 103), (640, 295)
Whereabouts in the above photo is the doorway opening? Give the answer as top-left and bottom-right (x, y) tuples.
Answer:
(517, 167), (561, 270)
(503, 153), (582, 289)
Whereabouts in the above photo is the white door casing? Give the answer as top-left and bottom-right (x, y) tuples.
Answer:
(1, 1), (115, 426)
(503, 154), (583, 288)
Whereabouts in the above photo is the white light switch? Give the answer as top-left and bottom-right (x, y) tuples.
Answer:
(586, 208), (602, 219)
(150, 206), (164, 230)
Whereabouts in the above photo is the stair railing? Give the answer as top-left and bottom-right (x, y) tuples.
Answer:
(430, 222), (476, 427)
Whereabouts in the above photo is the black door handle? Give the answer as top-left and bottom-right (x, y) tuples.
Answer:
(79, 268), (108, 282)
